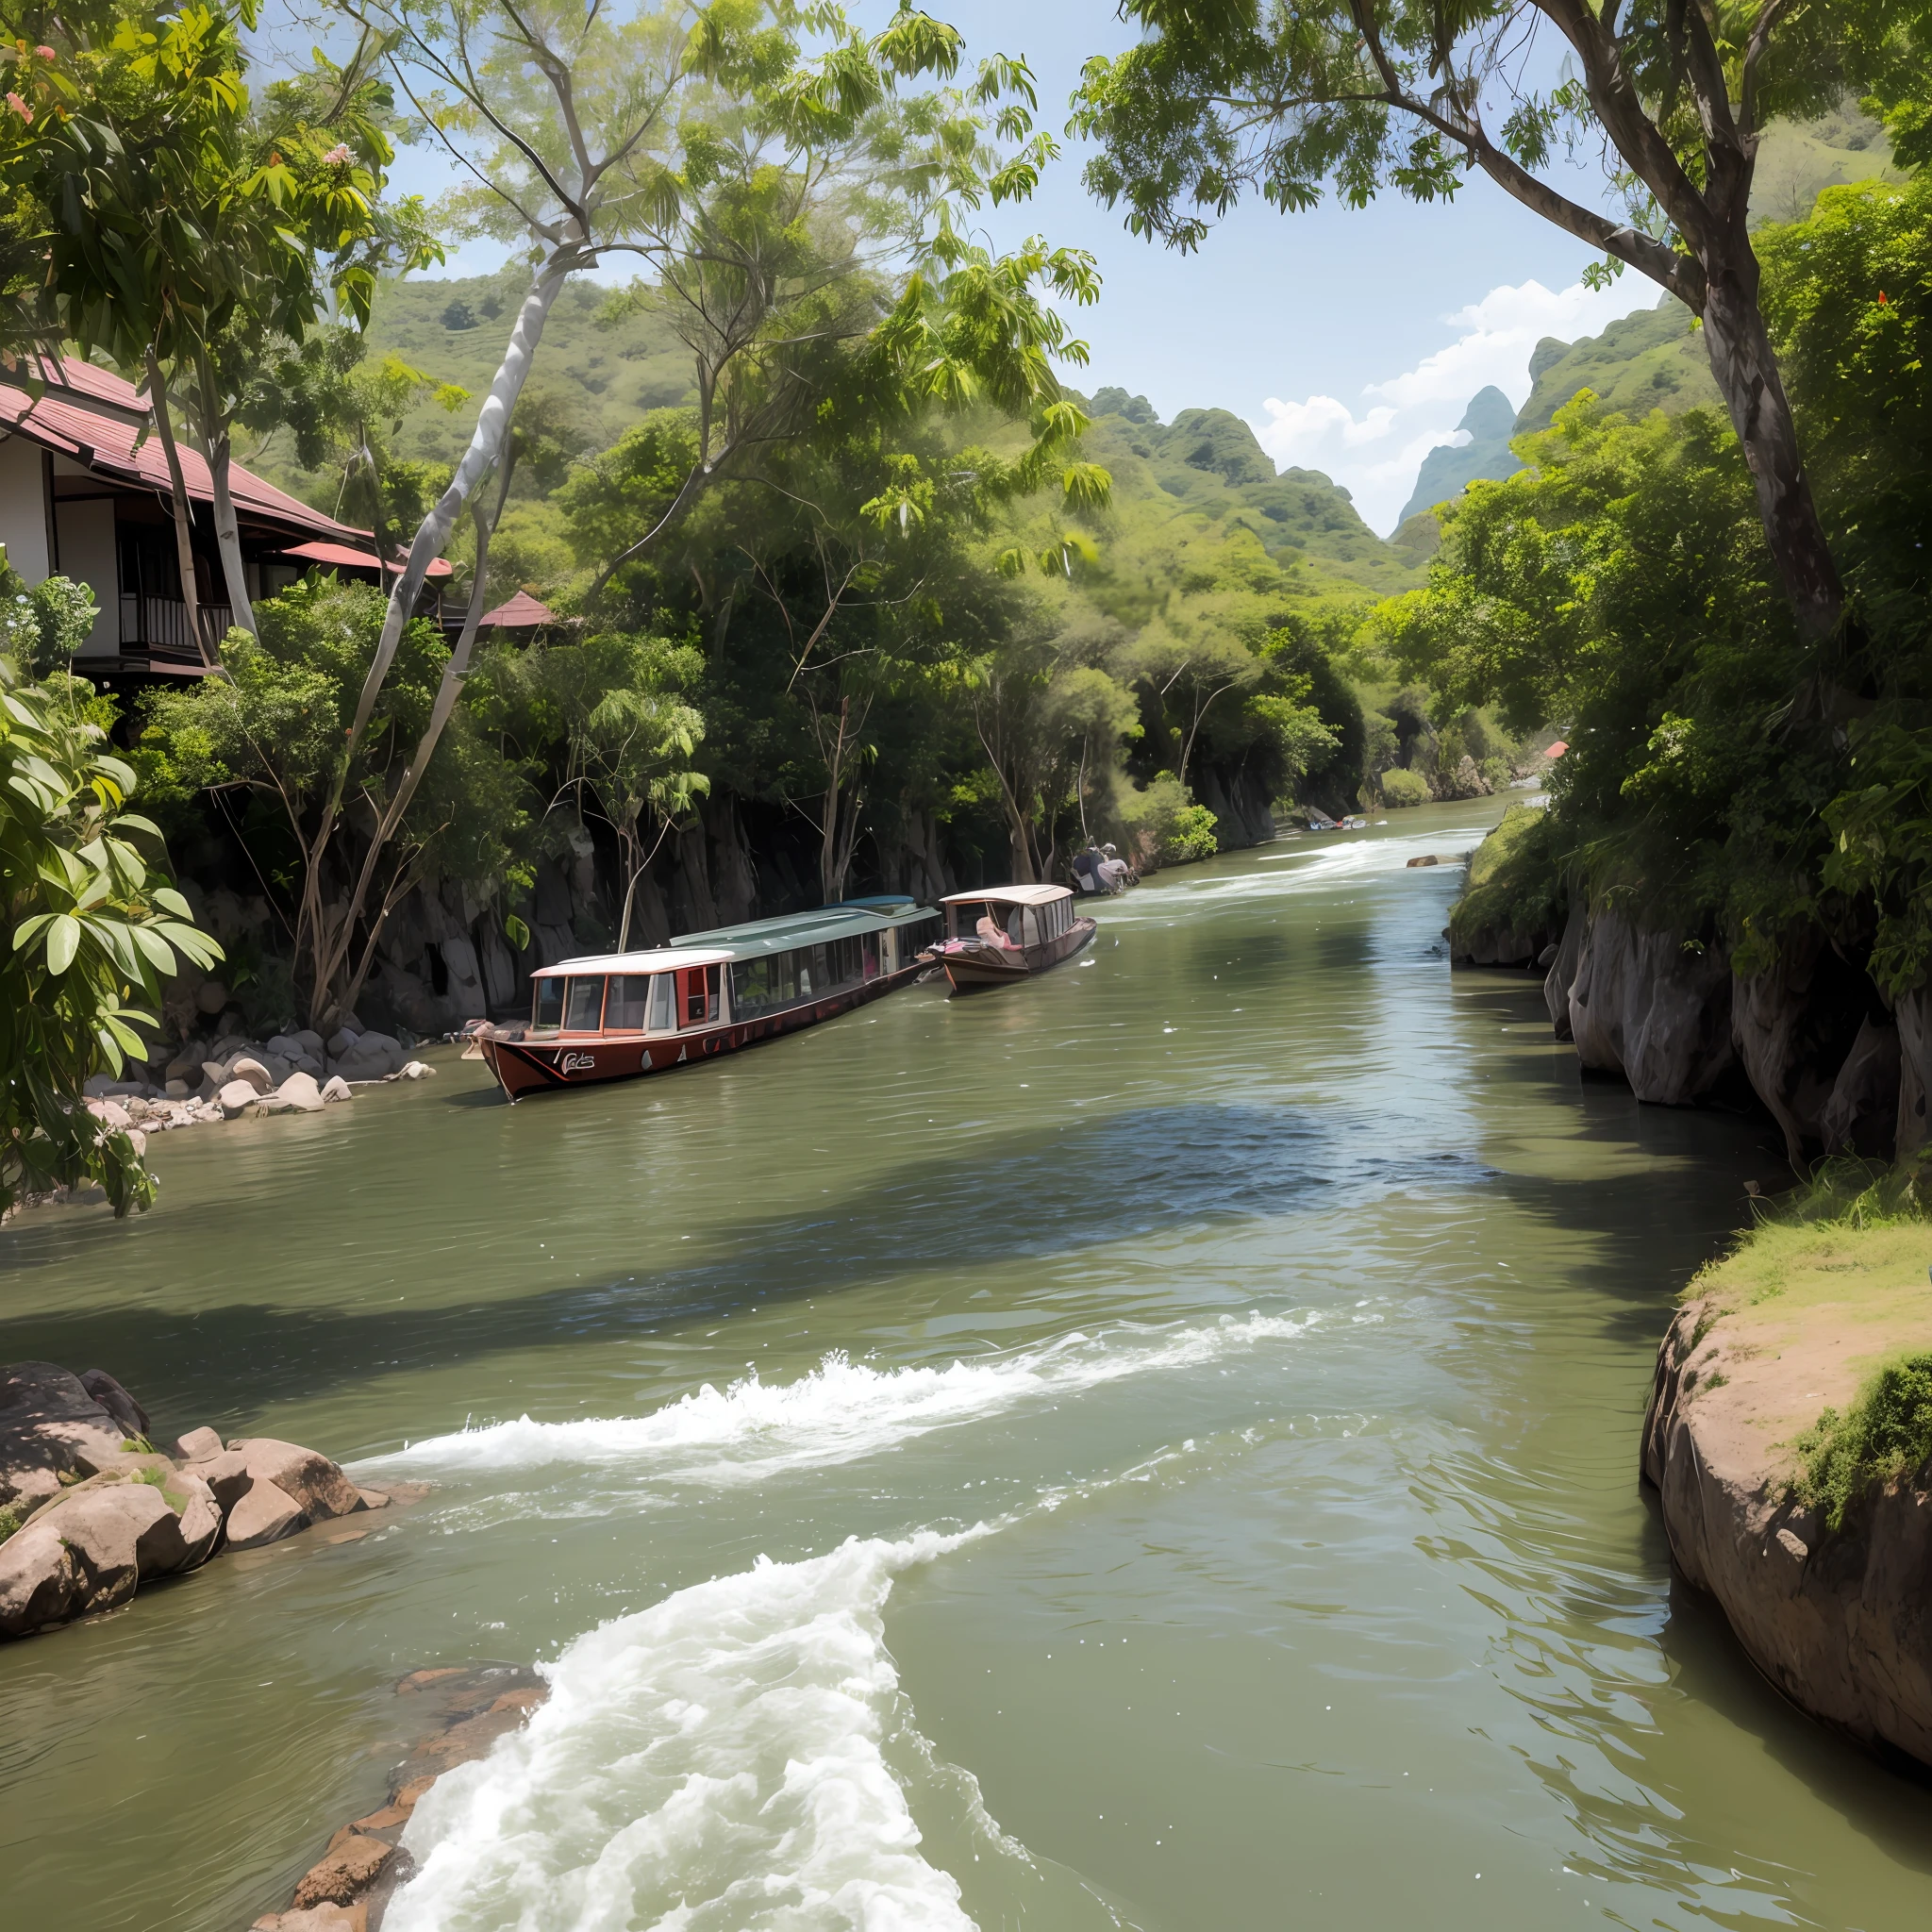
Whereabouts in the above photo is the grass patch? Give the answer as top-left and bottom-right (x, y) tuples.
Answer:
(1448, 802), (1563, 953)
(1790, 1353), (1932, 1531)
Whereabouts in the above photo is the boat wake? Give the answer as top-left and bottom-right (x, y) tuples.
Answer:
(382, 1528), (1008, 1932)
(377, 1311), (1316, 1490)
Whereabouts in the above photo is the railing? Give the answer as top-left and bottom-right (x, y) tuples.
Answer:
(119, 594), (234, 658)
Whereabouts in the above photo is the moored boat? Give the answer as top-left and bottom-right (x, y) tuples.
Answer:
(927, 884), (1096, 991)
(478, 898), (942, 1100)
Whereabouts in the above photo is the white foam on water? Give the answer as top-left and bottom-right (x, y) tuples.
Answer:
(383, 1527), (1000, 1932)
(377, 1312), (1314, 1489)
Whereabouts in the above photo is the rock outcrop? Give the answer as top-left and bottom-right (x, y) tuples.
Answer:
(0, 1363), (424, 1639)
(1642, 1287), (1932, 1767)
(1562, 911), (1737, 1105)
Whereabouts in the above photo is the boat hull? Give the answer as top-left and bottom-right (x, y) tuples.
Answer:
(938, 917), (1097, 991)
(478, 958), (930, 1101)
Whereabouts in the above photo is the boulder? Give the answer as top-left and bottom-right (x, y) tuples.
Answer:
(163, 1050), (203, 1084)
(252, 1907), (368, 1932)
(262, 1073), (325, 1115)
(138, 1468), (223, 1574)
(217, 1079), (261, 1119)
(291, 1834), (392, 1909)
(233, 1439), (363, 1521)
(77, 1369), (149, 1441)
(325, 1025), (360, 1061)
(184, 1447), (253, 1513)
(223, 1480), (305, 1550)
(1729, 930), (1873, 1166)
(0, 1477), (179, 1626)
(320, 1075), (352, 1104)
(229, 1057), (276, 1095)
(263, 1033), (308, 1061)
(1541, 902), (1587, 1042)
(164, 1078), (192, 1100)
(85, 1097), (133, 1131)
(1566, 910), (1735, 1105)
(0, 1362), (135, 1507)
(173, 1425), (223, 1462)
(1821, 1017), (1903, 1159)
(193, 979), (229, 1015)
(0, 1517), (83, 1634)
(291, 1028), (325, 1058)
(330, 1031), (404, 1081)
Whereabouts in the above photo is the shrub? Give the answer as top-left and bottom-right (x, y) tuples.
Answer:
(1379, 767), (1430, 808)
(1791, 1352), (1932, 1532)
(1162, 802), (1220, 862)
(441, 298), (477, 331)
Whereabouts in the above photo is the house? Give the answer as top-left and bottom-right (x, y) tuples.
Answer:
(0, 355), (452, 677)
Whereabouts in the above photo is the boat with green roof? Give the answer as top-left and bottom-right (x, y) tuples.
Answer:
(476, 897), (943, 1100)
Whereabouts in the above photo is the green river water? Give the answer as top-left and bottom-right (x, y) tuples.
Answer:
(4, 796), (1930, 1931)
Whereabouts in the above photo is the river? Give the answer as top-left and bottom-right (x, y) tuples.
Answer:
(4, 798), (1929, 1931)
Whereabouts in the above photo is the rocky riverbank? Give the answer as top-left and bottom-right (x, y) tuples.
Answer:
(1641, 1212), (1932, 1767)
(247, 1662), (550, 1931)
(0, 1363), (425, 1638)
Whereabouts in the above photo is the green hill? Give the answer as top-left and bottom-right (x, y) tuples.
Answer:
(1398, 385), (1523, 525)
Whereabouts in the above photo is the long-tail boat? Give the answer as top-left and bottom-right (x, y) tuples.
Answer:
(927, 884), (1097, 991)
(477, 898), (942, 1100)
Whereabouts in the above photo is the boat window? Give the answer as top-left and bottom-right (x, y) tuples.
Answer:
(532, 977), (564, 1032)
(606, 974), (652, 1030)
(647, 973), (675, 1031)
(862, 933), (879, 979)
(565, 975), (605, 1031)
(681, 964), (720, 1027)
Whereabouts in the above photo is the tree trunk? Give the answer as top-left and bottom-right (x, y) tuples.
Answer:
(303, 247), (575, 1022)
(143, 350), (208, 668)
(197, 354), (256, 637)
(1698, 251), (1844, 643)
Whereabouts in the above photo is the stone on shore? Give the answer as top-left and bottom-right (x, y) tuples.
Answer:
(1, 1361), (137, 1507)
(173, 1425), (224, 1462)
(78, 1368), (151, 1441)
(218, 1079), (261, 1119)
(319, 1075), (352, 1104)
(234, 1439), (364, 1521)
(291, 1833), (392, 1909)
(252, 1907), (367, 1932)
(261, 1073), (325, 1114)
(223, 1480), (306, 1550)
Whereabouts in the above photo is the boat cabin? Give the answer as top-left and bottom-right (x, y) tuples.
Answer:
(941, 884), (1079, 949)
(527, 900), (944, 1037)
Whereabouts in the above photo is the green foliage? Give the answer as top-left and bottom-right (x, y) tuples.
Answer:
(0, 560), (99, 680)
(1514, 303), (1719, 435)
(1448, 802), (1562, 952)
(1378, 767), (1429, 808)
(1791, 1354), (1932, 1533)
(1, 655), (222, 1219)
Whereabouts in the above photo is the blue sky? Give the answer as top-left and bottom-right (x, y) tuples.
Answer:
(261, 2), (1662, 532)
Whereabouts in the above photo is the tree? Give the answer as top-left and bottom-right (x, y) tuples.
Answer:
(2, 631), (223, 1218)
(480, 630), (708, 946)
(290, 0), (1110, 1011)
(1073, 0), (1932, 644)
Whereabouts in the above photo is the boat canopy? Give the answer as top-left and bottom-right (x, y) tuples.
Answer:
(532, 945), (732, 979)
(940, 884), (1073, 908)
(674, 900), (939, 960)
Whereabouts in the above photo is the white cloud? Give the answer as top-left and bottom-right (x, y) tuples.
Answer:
(1252, 276), (1655, 535)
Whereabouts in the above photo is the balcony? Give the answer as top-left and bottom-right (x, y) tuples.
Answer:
(119, 594), (235, 663)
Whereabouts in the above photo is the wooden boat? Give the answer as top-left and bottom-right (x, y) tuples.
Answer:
(927, 884), (1097, 992)
(477, 898), (943, 1100)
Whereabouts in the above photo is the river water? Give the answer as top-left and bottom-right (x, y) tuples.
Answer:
(4, 798), (1930, 1931)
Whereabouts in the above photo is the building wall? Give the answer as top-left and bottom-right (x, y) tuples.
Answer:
(52, 497), (120, 654)
(0, 433), (50, 584)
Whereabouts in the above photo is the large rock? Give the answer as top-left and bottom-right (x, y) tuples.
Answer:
(1, 1362), (136, 1509)
(319, 1075), (352, 1105)
(1565, 910), (1735, 1105)
(0, 1477), (175, 1631)
(218, 1078), (262, 1119)
(262, 1072), (325, 1114)
(1821, 1016), (1903, 1158)
(229, 1056), (276, 1095)
(173, 1425), (224, 1463)
(1643, 1296), (1932, 1767)
(183, 1446), (253, 1512)
(223, 1479), (306, 1550)
(329, 1031), (405, 1082)
(1541, 901), (1586, 1042)
(291, 1833), (392, 1909)
(234, 1439), (363, 1521)
(1729, 931), (1874, 1166)
(78, 1369), (150, 1442)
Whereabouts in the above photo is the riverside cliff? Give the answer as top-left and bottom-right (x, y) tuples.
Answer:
(1640, 1216), (1932, 1766)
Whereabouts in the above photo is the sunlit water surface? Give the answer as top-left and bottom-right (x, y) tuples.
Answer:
(4, 800), (1929, 1931)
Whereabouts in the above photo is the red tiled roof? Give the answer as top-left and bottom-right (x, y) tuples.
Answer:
(1, 355), (361, 546)
(279, 538), (455, 581)
(479, 590), (556, 629)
